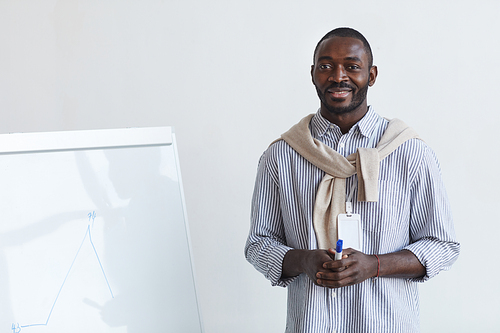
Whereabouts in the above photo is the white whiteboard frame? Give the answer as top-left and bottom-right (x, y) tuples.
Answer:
(0, 127), (172, 154)
(0, 126), (204, 332)
(171, 130), (205, 332)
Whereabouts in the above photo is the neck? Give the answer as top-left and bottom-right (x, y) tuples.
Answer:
(320, 103), (369, 134)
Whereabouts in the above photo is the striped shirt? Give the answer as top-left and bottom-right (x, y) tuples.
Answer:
(245, 107), (460, 333)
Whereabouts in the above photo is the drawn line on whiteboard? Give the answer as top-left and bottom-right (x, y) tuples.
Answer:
(88, 225), (114, 298)
(13, 212), (113, 331)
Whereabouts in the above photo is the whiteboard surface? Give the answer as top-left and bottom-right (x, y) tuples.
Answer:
(0, 127), (202, 332)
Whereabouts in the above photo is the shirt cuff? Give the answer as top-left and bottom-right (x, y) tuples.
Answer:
(404, 237), (460, 282)
(265, 246), (298, 287)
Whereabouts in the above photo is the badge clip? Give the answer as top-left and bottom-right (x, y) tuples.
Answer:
(345, 202), (353, 216)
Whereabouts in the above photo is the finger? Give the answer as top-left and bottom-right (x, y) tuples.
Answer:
(313, 269), (341, 286)
(318, 275), (357, 288)
(318, 266), (363, 286)
(323, 256), (354, 269)
(326, 249), (361, 267)
(324, 248), (336, 260)
(326, 247), (352, 261)
(316, 268), (348, 282)
(322, 259), (343, 270)
(342, 248), (357, 256)
(317, 269), (355, 287)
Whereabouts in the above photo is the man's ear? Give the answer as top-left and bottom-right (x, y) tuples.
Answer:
(311, 64), (316, 85)
(368, 65), (378, 87)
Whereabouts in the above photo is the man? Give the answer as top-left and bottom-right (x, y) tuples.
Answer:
(245, 27), (459, 333)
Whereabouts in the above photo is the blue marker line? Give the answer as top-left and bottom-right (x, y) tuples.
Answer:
(19, 228), (88, 329)
(19, 222), (113, 329)
(44, 226), (91, 326)
(88, 226), (114, 298)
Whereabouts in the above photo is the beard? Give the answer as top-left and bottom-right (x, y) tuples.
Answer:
(316, 80), (369, 115)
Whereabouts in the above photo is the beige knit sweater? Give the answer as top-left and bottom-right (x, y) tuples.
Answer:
(278, 114), (420, 249)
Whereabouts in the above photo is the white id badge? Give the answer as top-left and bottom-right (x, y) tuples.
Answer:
(337, 213), (363, 251)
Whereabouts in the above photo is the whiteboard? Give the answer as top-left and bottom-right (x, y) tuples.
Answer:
(0, 127), (203, 333)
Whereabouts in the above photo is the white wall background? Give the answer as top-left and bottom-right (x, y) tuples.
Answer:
(1, 0), (499, 332)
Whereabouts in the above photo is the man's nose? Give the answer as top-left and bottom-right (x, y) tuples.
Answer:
(328, 66), (348, 83)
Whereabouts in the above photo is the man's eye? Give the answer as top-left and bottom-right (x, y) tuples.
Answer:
(319, 64), (331, 70)
(347, 65), (361, 70)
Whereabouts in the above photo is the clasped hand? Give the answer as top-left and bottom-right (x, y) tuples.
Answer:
(304, 248), (378, 288)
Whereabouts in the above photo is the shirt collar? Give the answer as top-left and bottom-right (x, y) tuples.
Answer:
(310, 109), (333, 138)
(311, 106), (382, 139)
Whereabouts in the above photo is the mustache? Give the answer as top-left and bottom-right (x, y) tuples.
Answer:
(326, 82), (356, 91)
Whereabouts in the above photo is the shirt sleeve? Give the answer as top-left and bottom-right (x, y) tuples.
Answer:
(404, 145), (460, 282)
(244, 149), (297, 287)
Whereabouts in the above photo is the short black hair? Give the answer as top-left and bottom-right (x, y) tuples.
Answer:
(313, 27), (373, 67)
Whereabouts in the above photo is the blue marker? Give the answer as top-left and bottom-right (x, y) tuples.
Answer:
(335, 239), (343, 260)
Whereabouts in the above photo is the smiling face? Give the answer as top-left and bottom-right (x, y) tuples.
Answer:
(312, 36), (377, 123)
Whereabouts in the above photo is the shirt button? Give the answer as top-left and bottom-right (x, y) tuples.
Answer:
(332, 291), (336, 298)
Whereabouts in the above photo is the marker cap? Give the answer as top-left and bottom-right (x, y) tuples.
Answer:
(336, 239), (343, 253)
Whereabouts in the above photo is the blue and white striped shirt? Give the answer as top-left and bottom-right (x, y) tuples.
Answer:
(245, 107), (460, 333)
